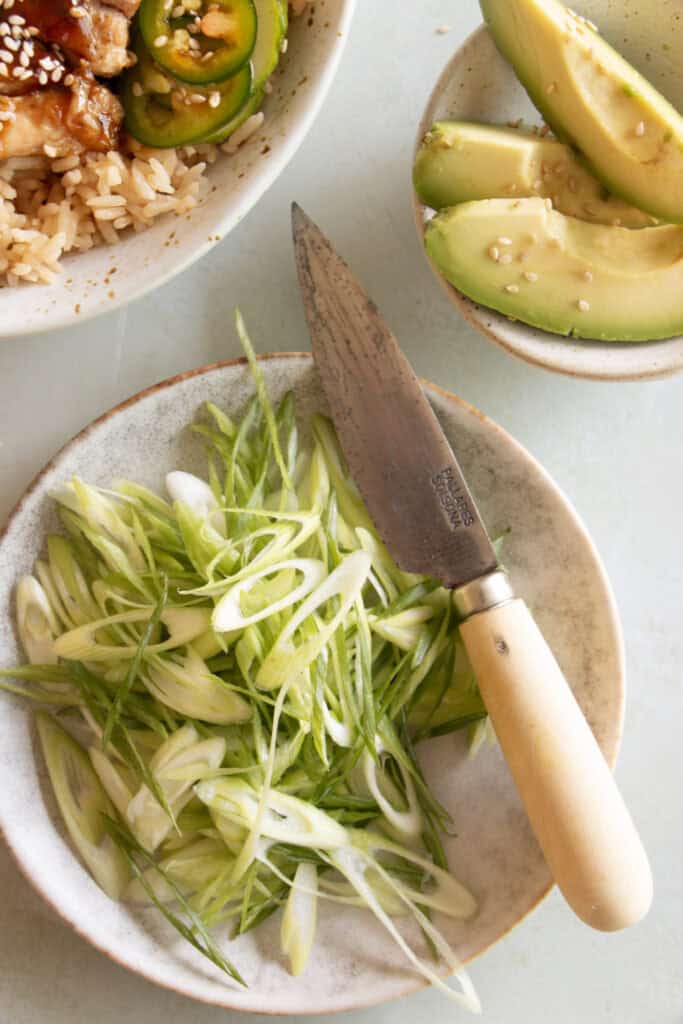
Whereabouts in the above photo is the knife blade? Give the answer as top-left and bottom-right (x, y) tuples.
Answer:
(291, 202), (652, 935)
(292, 203), (498, 590)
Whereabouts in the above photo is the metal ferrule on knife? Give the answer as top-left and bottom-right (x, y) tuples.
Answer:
(453, 570), (515, 620)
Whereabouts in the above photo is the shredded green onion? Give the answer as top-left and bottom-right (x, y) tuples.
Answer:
(0, 313), (502, 1013)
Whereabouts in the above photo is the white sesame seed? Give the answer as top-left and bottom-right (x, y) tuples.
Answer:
(0, 49), (12, 62)
(505, 284), (520, 294)
(577, 299), (591, 312)
(583, 270), (593, 282)
(497, 236), (513, 246)
(499, 253), (513, 265)
(209, 90), (220, 108)
(62, 168), (82, 186)
(436, 24), (450, 34)
(635, 120), (646, 137)
(488, 245), (500, 262)
(153, 34), (168, 47)
(4, 34), (18, 50)
(523, 271), (539, 282)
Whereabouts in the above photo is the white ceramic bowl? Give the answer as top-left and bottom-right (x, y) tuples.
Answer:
(0, 355), (624, 1014)
(1, 1), (355, 339)
(414, 0), (683, 382)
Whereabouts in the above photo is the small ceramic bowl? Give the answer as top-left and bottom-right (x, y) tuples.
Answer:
(414, 0), (683, 381)
(0, 355), (624, 1014)
(0, 1), (355, 339)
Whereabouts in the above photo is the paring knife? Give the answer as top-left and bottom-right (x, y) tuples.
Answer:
(292, 203), (652, 933)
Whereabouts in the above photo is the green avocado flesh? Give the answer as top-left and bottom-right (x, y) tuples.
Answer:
(480, 0), (683, 223)
(425, 198), (683, 342)
(413, 122), (655, 228)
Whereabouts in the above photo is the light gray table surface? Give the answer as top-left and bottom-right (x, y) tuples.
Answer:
(0, 2), (681, 1022)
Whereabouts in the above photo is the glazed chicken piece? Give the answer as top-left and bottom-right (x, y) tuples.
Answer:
(0, 37), (68, 98)
(0, 0), (137, 159)
(0, 78), (122, 159)
(9, 0), (134, 78)
(103, 0), (142, 17)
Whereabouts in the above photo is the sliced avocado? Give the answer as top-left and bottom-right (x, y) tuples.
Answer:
(425, 197), (683, 341)
(413, 122), (655, 228)
(480, 0), (683, 223)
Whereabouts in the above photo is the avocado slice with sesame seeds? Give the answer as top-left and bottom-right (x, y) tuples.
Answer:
(480, 0), (683, 223)
(413, 122), (656, 228)
(424, 197), (683, 341)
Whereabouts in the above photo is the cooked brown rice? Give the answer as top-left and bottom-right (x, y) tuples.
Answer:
(0, 1), (305, 288)
(0, 128), (264, 286)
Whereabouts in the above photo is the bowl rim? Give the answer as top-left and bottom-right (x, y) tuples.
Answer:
(412, 21), (683, 383)
(1, 0), (357, 341)
(0, 353), (626, 1014)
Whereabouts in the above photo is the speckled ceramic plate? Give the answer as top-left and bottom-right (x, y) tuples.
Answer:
(414, 0), (683, 382)
(0, 355), (624, 1014)
(0, 0), (355, 339)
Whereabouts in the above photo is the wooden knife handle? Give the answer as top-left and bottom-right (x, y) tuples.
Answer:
(459, 597), (652, 932)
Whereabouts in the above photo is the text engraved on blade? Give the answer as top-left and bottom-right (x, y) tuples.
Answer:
(431, 467), (476, 530)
